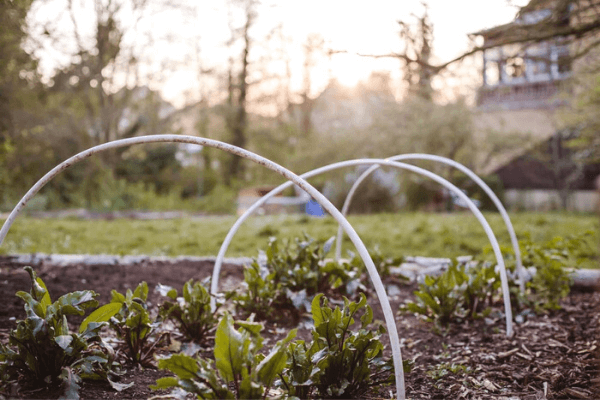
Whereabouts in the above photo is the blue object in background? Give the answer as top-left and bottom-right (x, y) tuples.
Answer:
(450, 189), (481, 209)
(305, 199), (325, 217)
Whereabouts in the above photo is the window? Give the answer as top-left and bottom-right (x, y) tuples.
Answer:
(526, 43), (550, 80)
(506, 57), (526, 79)
(555, 43), (571, 75)
(558, 55), (571, 74)
(485, 47), (501, 62)
(485, 61), (500, 85)
(531, 59), (550, 75)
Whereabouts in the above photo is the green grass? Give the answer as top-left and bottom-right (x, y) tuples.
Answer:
(0, 212), (597, 264)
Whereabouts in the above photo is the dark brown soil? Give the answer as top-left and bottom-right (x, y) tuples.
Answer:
(1, 257), (599, 399)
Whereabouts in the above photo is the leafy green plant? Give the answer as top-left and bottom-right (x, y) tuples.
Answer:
(157, 278), (219, 344)
(279, 293), (397, 399)
(528, 259), (572, 312)
(462, 261), (500, 319)
(152, 312), (296, 399)
(233, 235), (365, 322)
(0, 267), (124, 397)
(518, 234), (587, 311)
(401, 262), (467, 327)
(486, 232), (593, 313)
(109, 282), (167, 366)
(402, 232), (591, 331)
(401, 257), (505, 327)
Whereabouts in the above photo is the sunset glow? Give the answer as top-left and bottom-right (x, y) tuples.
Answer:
(26, 0), (527, 108)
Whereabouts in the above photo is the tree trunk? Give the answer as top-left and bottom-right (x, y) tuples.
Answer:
(225, 6), (252, 185)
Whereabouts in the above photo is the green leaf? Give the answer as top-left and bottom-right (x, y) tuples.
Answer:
(403, 302), (428, 315)
(79, 303), (122, 333)
(55, 335), (73, 350)
(125, 308), (151, 329)
(256, 329), (296, 387)
(182, 280), (192, 302)
(361, 304), (373, 327)
(156, 354), (199, 380)
(80, 322), (105, 340)
(73, 355), (109, 377)
(23, 267), (46, 302)
(416, 291), (440, 314)
(110, 290), (126, 304)
(27, 310), (47, 336)
(49, 291), (99, 317)
(133, 282), (148, 301)
(16, 291), (45, 318)
(150, 376), (180, 390)
(349, 293), (367, 315)
(214, 313), (244, 382)
(239, 369), (263, 399)
(236, 320), (263, 336)
(311, 294), (325, 326)
(266, 239), (276, 261)
(36, 277), (51, 315)
(58, 367), (81, 400)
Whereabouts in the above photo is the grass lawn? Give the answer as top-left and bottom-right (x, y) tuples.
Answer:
(0, 212), (597, 265)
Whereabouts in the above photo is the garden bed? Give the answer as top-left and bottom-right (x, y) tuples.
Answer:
(1, 256), (599, 399)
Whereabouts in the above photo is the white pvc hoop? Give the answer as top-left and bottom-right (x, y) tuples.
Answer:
(0, 135), (406, 400)
(210, 158), (514, 338)
(334, 154), (526, 292)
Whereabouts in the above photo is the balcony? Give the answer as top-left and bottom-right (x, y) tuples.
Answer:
(476, 79), (569, 111)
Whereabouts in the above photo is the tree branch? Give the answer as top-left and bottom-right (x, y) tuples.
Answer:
(338, 11), (600, 74)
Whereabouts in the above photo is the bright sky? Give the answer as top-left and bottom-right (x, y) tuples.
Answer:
(27, 0), (528, 109)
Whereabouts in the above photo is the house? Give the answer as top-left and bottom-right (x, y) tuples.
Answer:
(471, 0), (600, 211)
(493, 134), (600, 211)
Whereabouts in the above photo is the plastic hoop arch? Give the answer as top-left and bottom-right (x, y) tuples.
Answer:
(334, 154), (525, 292)
(210, 158), (514, 338)
(0, 136), (406, 400)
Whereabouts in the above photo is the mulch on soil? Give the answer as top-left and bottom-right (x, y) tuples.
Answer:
(1, 256), (599, 399)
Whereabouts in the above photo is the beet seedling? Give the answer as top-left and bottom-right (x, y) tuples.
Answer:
(279, 293), (401, 399)
(0, 267), (125, 397)
(109, 282), (167, 366)
(233, 235), (365, 322)
(153, 312), (296, 399)
(157, 278), (219, 344)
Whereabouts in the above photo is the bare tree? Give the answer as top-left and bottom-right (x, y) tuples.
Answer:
(29, 0), (200, 147)
(192, 40), (215, 176)
(398, 3), (435, 100)
(299, 33), (325, 135)
(64, 0), (146, 144)
(222, 0), (257, 184)
(550, 131), (585, 209)
(223, 0), (289, 183)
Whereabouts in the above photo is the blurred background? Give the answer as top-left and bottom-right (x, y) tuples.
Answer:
(1, 0), (599, 215)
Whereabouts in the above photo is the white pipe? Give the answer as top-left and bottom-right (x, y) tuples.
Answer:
(335, 154), (525, 292)
(211, 158), (513, 337)
(0, 136), (406, 399)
